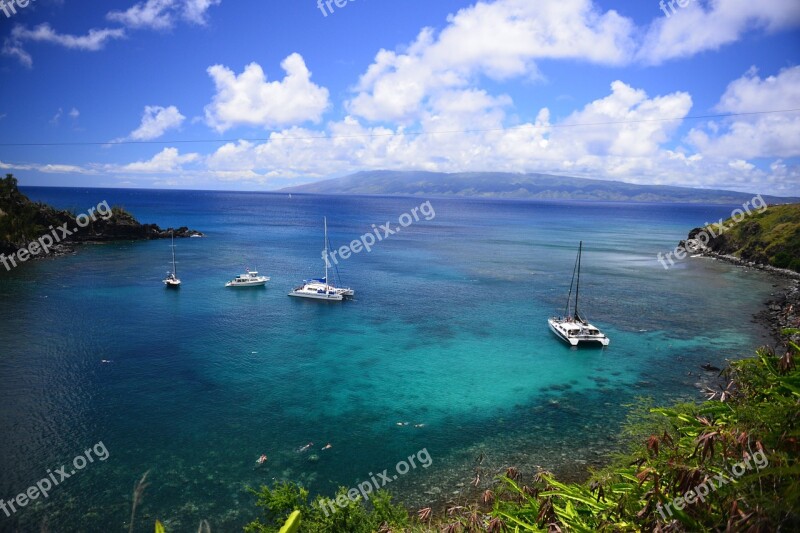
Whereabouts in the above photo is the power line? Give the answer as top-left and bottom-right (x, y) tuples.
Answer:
(1, 109), (798, 148)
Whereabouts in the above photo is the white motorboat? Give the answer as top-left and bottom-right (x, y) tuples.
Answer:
(226, 270), (270, 288)
(289, 217), (354, 301)
(548, 241), (609, 347)
(163, 231), (181, 288)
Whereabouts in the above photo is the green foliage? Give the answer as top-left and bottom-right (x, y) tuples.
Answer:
(490, 346), (800, 532)
(243, 481), (409, 533)
(705, 203), (800, 272)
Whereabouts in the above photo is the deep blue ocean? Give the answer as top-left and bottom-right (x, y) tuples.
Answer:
(0, 188), (778, 531)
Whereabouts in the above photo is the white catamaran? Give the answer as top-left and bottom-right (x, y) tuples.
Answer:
(289, 217), (354, 301)
(548, 241), (609, 347)
(163, 231), (181, 288)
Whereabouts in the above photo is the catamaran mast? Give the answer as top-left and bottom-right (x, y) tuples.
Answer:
(575, 241), (582, 320)
(565, 244), (579, 317)
(323, 217), (329, 291)
(171, 231), (177, 277)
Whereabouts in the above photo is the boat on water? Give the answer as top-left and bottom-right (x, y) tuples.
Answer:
(289, 217), (354, 301)
(548, 241), (609, 347)
(225, 269), (270, 288)
(163, 231), (181, 288)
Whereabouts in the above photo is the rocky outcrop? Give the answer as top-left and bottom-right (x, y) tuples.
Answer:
(0, 174), (202, 258)
(679, 203), (800, 278)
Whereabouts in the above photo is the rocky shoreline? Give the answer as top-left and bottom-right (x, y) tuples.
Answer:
(1, 175), (202, 261)
(678, 232), (800, 349)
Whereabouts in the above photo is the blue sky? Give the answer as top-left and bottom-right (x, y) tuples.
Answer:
(0, 0), (798, 194)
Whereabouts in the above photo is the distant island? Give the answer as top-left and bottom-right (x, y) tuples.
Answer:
(281, 170), (800, 204)
(0, 174), (202, 259)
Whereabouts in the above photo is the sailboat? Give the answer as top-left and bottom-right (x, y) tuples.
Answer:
(548, 241), (609, 346)
(163, 231), (181, 288)
(288, 217), (354, 301)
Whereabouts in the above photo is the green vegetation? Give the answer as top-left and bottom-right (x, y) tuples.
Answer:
(243, 482), (410, 532)
(238, 343), (798, 532)
(0, 174), (59, 250)
(491, 344), (799, 531)
(703, 203), (800, 272)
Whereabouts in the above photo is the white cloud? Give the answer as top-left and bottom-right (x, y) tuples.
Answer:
(107, 0), (221, 29)
(348, 0), (636, 122)
(3, 23), (125, 67)
(69, 108), (80, 119)
(204, 53), (330, 132)
(125, 105), (186, 141)
(10, 23), (126, 51)
(107, 0), (175, 30)
(715, 65), (800, 113)
(117, 147), (199, 173)
(50, 108), (63, 125)
(686, 67), (800, 159)
(3, 1), (219, 66)
(639, 0), (800, 64)
(1, 39), (32, 68)
(183, 0), (221, 24)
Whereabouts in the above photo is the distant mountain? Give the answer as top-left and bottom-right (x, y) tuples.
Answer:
(281, 171), (799, 204)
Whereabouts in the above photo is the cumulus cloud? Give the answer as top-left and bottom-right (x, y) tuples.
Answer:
(124, 105), (186, 141)
(686, 66), (800, 159)
(348, 0), (636, 122)
(639, 0), (800, 64)
(204, 53), (331, 132)
(118, 147), (199, 173)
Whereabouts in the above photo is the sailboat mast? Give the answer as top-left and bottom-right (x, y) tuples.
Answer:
(324, 217), (328, 290)
(565, 244), (579, 317)
(575, 241), (582, 319)
(171, 231), (177, 276)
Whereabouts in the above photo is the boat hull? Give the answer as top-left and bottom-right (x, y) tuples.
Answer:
(288, 290), (343, 301)
(225, 281), (267, 288)
(548, 318), (609, 347)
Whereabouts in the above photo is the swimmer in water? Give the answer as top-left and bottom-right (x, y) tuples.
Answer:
(298, 442), (313, 453)
(321, 443), (332, 450)
(256, 454), (268, 465)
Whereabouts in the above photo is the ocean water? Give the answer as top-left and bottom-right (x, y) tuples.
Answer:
(0, 188), (778, 531)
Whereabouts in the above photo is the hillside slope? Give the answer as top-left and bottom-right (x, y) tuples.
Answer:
(687, 203), (800, 272)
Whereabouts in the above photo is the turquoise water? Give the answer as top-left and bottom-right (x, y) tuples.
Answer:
(0, 190), (777, 531)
